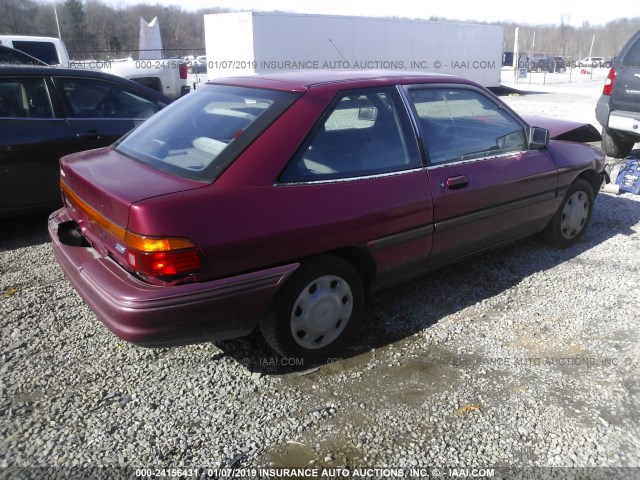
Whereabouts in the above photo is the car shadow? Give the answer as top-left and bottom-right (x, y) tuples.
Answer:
(216, 192), (640, 375)
(0, 212), (52, 250)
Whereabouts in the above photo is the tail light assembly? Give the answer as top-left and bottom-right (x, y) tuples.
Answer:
(602, 68), (617, 96)
(179, 63), (188, 80)
(61, 181), (201, 281)
(123, 233), (201, 278)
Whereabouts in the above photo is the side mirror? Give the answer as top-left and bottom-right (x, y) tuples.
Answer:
(529, 126), (549, 149)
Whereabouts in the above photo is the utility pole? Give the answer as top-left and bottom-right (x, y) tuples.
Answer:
(54, 5), (62, 39)
(513, 27), (519, 82)
(588, 34), (596, 58)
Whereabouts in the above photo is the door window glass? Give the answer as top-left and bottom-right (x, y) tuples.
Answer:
(0, 77), (53, 118)
(58, 78), (161, 119)
(407, 88), (526, 165)
(280, 87), (420, 182)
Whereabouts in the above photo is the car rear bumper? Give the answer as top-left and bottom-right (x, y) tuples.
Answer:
(596, 96), (640, 140)
(48, 208), (299, 347)
(595, 95), (610, 128)
(608, 111), (640, 138)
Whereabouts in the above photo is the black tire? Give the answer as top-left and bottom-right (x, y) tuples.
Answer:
(602, 127), (634, 158)
(542, 179), (594, 248)
(260, 255), (364, 363)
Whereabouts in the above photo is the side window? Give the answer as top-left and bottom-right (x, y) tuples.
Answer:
(58, 78), (161, 119)
(623, 37), (640, 66)
(407, 88), (527, 165)
(280, 87), (420, 182)
(0, 77), (53, 118)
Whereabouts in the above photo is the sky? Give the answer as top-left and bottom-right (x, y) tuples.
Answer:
(93, 0), (634, 27)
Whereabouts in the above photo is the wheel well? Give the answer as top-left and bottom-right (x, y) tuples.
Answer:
(576, 170), (601, 195)
(329, 247), (377, 293)
(605, 126), (639, 144)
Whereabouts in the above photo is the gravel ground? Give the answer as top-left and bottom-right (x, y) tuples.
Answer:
(1, 81), (640, 478)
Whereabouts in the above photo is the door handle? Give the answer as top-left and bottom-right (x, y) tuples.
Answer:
(445, 175), (469, 189)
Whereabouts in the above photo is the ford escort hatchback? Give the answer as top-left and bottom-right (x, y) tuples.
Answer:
(49, 71), (606, 361)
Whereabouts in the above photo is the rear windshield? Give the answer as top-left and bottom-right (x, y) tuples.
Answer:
(115, 84), (299, 182)
(12, 41), (60, 65)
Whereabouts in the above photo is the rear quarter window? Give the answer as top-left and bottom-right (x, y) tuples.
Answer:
(622, 36), (640, 66)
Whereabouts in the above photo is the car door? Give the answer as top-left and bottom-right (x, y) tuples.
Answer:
(278, 86), (434, 289)
(52, 76), (164, 152)
(0, 75), (73, 217)
(404, 85), (559, 267)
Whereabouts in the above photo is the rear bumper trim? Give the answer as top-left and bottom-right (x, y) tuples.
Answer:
(608, 111), (640, 136)
(48, 208), (299, 346)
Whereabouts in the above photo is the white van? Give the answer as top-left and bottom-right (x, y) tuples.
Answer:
(0, 35), (70, 67)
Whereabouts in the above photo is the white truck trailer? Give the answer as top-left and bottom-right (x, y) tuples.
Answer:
(204, 12), (503, 87)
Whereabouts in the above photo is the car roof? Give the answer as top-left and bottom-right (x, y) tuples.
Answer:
(0, 66), (173, 102)
(0, 35), (63, 42)
(209, 69), (478, 92)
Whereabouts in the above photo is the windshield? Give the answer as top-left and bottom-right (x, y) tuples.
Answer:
(115, 84), (299, 181)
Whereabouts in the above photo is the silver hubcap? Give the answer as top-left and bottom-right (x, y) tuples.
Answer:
(290, 275), (353, 350)
(560, 190), (589, 239)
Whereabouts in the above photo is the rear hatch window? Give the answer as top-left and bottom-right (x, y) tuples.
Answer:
(115, 84), (299, 182)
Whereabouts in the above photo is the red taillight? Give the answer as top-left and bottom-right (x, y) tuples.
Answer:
(60, 181), (201, 279)
(124, 232), (201, 278)
(127, 249), (201, 277)
(179, 63), (188, 80)
(603, 68), (617, 95)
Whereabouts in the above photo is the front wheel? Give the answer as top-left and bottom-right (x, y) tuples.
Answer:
(542, 179), (594, 248)
(261, 255), (364, 363)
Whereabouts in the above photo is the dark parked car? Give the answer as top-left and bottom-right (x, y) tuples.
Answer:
(527, 55), (546, 72)
(549, 56), (566, 73)
(49, 70), (606, 361)
(596, 30), (640, 158)
(529, 55), (566, 73)
(0, 67), (171, 218)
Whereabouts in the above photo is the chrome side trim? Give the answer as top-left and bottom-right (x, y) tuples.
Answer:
(426, 151), (529, 169)
(275, 167), (425, 186)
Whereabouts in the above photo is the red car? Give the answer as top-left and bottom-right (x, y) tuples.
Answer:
(49, 70), (606, 362)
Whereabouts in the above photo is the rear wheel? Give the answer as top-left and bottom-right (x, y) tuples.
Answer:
(261, 255), (364, 363)
(542, 179), (594, 248)
(602, 127), (635, 158)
